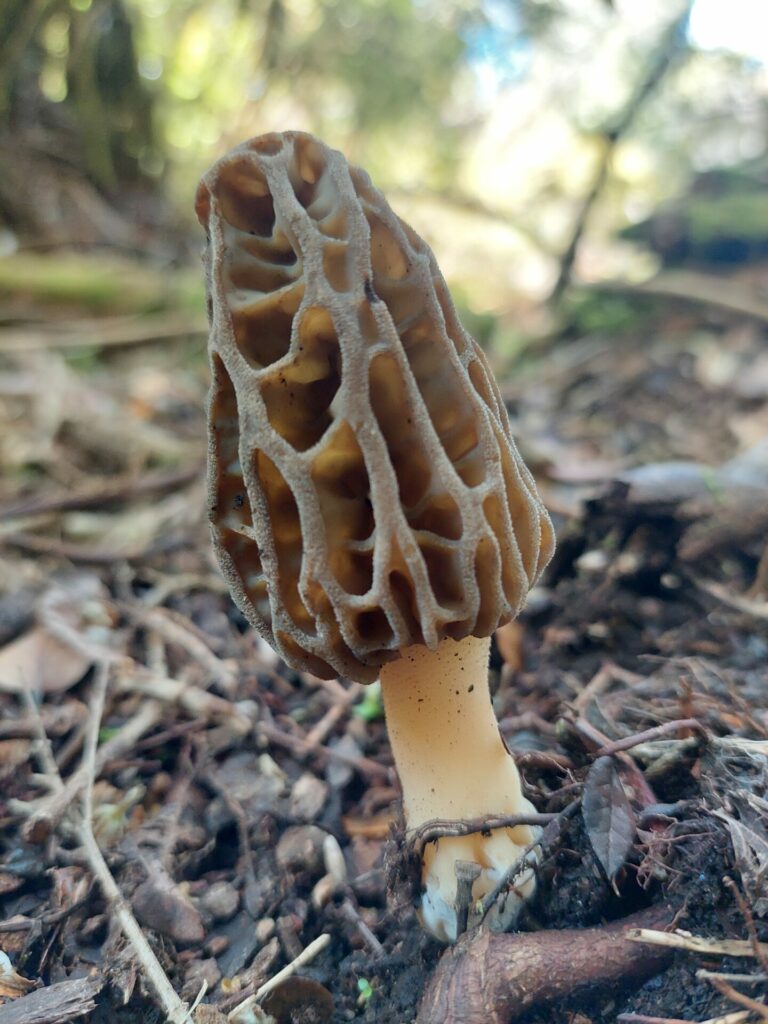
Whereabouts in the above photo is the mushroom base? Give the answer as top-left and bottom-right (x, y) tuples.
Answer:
(380, 634), (539, 943)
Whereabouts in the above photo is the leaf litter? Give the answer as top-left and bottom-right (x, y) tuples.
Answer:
(0, 280), (766, 1023)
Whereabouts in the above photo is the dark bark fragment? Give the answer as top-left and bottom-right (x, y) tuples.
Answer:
(0, 976), (102, 1024)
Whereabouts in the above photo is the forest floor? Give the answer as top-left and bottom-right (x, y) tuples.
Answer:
(0, 259), (767, 1024)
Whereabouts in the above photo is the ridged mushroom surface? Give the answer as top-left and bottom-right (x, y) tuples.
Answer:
(196, 131), (554, 682)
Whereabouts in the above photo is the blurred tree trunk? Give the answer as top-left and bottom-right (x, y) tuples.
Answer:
(0, 0), (162, 246)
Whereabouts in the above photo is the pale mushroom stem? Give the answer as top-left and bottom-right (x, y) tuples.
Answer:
(380, 634), (539, 943)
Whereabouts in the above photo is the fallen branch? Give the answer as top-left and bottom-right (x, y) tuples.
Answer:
(0, 464), (201, 521)
(0, 312), (206, 353)
(417, 906), (673, 1024)
(548, 5), (691, 304)
(589, 271), (768, 325)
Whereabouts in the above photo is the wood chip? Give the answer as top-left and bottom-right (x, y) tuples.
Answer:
(0, 976), (102, 1024)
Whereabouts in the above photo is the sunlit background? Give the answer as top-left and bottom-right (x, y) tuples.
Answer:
(0, 0), (766, 338)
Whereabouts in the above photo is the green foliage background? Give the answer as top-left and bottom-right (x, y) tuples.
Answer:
(0, 0), (766, 326)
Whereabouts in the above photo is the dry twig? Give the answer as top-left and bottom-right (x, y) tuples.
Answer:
(76, 665), (192, 1024)
(227, 933), (331, 1022)
(628, 929), (768, 959)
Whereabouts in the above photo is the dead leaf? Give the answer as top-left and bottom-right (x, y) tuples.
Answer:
(0, 918), (33, 956)
(0, 741), (30, 769)
(0, 952), (36, 999)
(0, 628), (90, 695)
(0, 876), (23, 897)
(582, 756), (637, 881)
(262, 976), (333, 1024)
(714, 809), (768, 917)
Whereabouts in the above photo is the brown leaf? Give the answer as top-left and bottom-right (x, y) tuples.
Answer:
(0, 628), (90, 696)
(262, 977), (333, 1024)
(0, 953), (36, 999)
(0, 741), (30, 769)
(0, 918), (33, 956)
(0, 876), (23, 897)
(582, 756), (637, 880)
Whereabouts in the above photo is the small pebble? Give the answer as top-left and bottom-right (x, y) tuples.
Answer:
(204, 935), (230, 957)
(255, 917), (275, 943)
(182, 958), (221, 1001)
(311, 873), (338, 909)
(322, 833), (347, 885)
(576, 549), (609, 574)
(290, 772), (328, 821)
(200, 880), (239, 923)
(275, 825), (328, 874)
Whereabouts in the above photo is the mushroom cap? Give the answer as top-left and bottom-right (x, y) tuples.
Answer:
(197, 131), (554, 682)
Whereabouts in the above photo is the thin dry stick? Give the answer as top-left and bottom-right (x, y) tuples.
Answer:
(302, 681), (363, 751)
(227, 933), (331, 1021)
(340, 898), (385, 957)
(706, 975), (768, 1022)
(258, 721), (390, 781)
(18, 688), (61, 780)
(592, 271), (768, 326)
(408, 812), (558, 858)
(698, 970), (768, 985)
(594, 718), (708, 757)
(120, 604), (238, 694)
(619, 1013), (752, 1024)
(723, 876), (768, 977)
(114, 669), (250, 733)
(0, 312), (206, 353)
(15, 699), (164, 842)
(628, 930), (768, 959)
(479, 801), (580, 923)
(77, 664), (191, 1024)
(573, 662), (644, 714)
(696, 1014), (753, 1024)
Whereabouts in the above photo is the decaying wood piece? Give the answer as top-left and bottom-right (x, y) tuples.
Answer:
(417, 907), (673, 1024)
(0, 976), (103, 1024)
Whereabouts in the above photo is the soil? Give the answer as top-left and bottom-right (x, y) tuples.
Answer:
(0, 288), (766, 1024)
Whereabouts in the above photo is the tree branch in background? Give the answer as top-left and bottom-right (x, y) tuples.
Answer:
(548, 1), (694, 306)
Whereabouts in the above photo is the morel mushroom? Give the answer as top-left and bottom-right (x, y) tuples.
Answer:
(196, 132), (555, 942)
